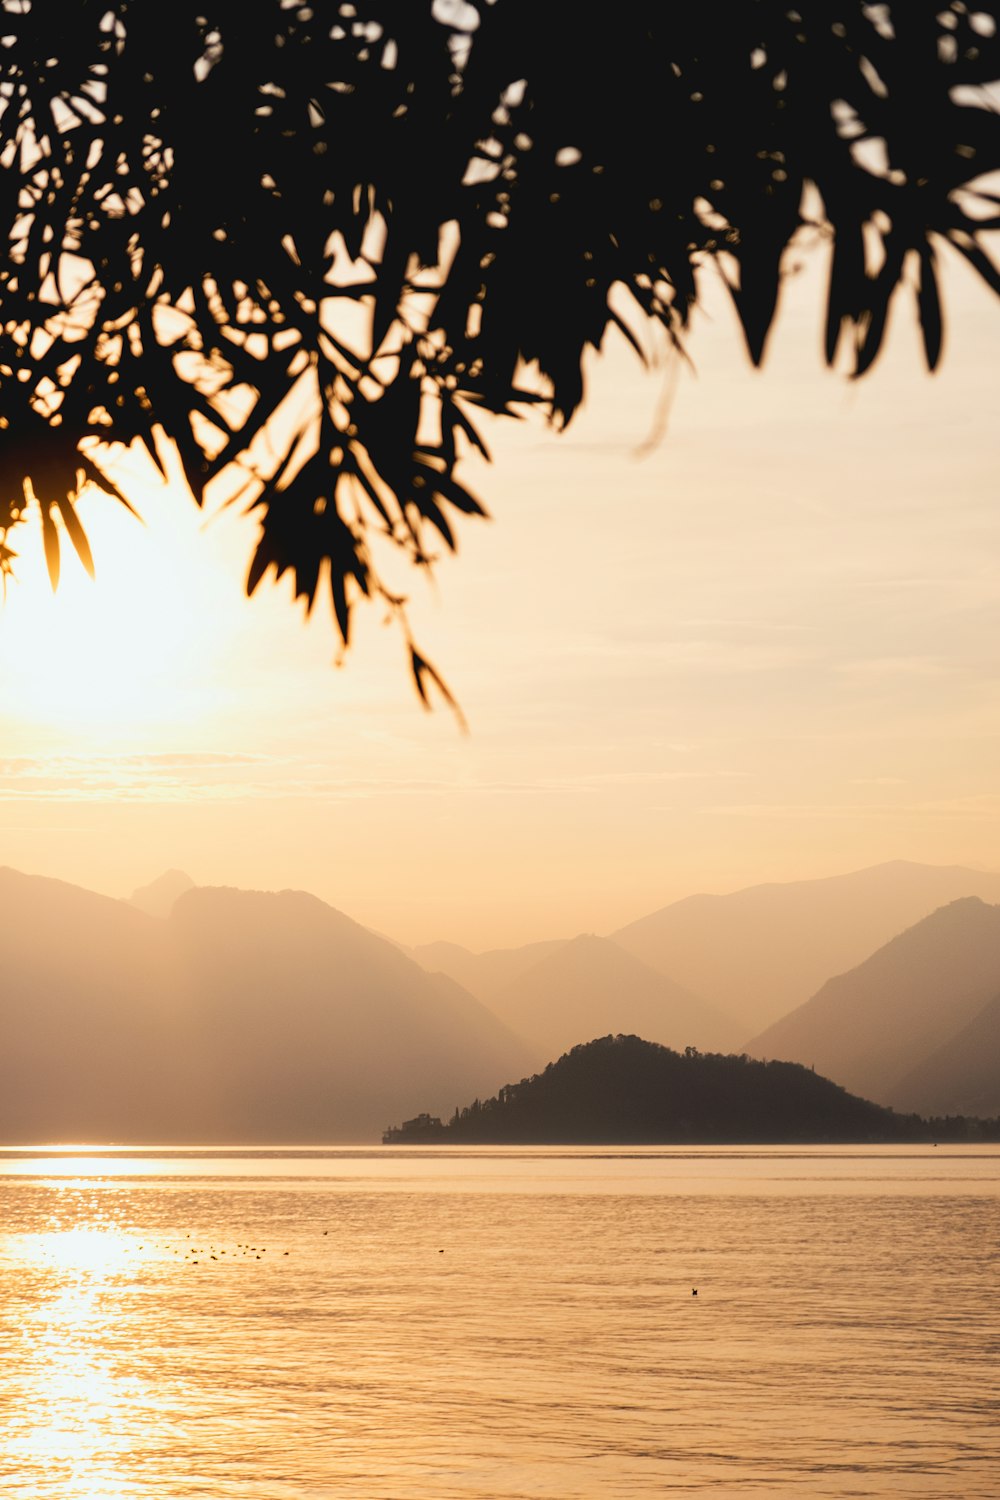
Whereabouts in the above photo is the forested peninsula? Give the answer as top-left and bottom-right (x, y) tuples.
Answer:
(383, 1035), (1000, 1145)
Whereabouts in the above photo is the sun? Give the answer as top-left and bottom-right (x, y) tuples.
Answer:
(0, 468), (236, 735)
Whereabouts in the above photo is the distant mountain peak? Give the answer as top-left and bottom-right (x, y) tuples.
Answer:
(744, 895), (1000, 1111)
(128, 868), (196, 920)
(0, 864), (528, 1143)
(611, 859), (1000, 1033)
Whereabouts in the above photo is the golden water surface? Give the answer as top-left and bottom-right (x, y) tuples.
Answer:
(1, 1147), (997, 1498)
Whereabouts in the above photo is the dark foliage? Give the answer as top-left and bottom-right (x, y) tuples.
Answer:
(383, 1034), (1000, 1143)
(1, 2), (998, 686)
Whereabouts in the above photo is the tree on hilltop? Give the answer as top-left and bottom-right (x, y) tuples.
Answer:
(0, 1), (997, 697)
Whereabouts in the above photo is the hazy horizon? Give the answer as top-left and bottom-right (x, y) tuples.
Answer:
(9, 850), (1000, 952)
(4, 854), (999, 1141)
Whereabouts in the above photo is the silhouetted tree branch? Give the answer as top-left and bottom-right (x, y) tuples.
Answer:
(0, 1), (998, 697)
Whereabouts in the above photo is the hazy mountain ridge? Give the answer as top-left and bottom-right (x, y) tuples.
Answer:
(128, 868), (196, 919)
(889, 991), (1000, 1119)
(744, 897), (1000, 1112)
(6, 859), (1000, 1140)
(0, 866), (181, 1140)
(410, 861), (1000, 1043)
(611, 860), (1000, 1032)
(166, 884), (529, 1140)
(409, 864), (1000, 1115)
(478, 933), (737, 1070)
(408, 938), (569, 1002)
(384, 1035), (991, 1145)
(0, 869), (527, 1143)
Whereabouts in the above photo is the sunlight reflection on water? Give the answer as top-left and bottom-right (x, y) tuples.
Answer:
(6, 1223), (152, 1499)
(0, 1148), (998, 1499)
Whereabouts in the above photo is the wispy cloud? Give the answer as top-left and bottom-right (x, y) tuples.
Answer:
(0, 751), (278, 802)
(0, 752), (749, 804)
(702, 794), (1000, 822)
(0, 751), (267, 775)
(833, 655), (956, 679)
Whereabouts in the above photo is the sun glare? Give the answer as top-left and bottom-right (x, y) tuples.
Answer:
(0, 476), (232, 734)
(2, 1154), (149, 1180)
(20, 1225), (137, 1277)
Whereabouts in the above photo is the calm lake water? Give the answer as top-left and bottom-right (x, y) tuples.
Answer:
(1, 1146), (997, 1499)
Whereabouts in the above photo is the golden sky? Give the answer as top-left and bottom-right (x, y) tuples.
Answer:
(2, 247), (999, 949)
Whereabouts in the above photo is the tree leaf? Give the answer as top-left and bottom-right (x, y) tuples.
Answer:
(409, 645), (467, 731)
(55, 496), (96, 578)
(39, 503), (60, 592)
(916, 242), (942, 372)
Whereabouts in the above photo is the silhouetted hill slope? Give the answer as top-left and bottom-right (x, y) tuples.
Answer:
(128, 868), (195, 919)
(744, 898), (1000, 1106)
(892, 993), (1000, 1119)
(0, 868), (527, 1142)
(384, 1035), (930, 1144)
(483, 934), (736, 1068)
(612, 862), (1000, 1032)
(410, 937), (568, 1002)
